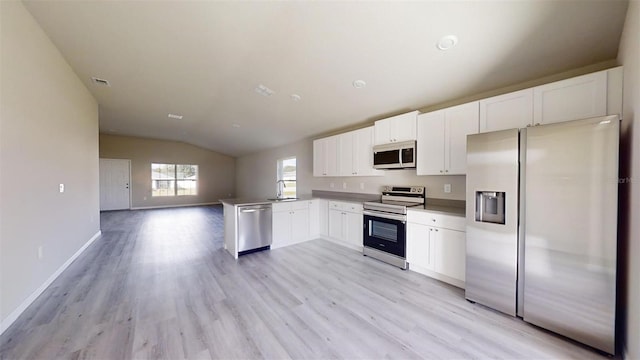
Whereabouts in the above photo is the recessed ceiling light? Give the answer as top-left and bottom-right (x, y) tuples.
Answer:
(255, 84), (275, 97)
(232, 123), (241, 128)
(168, 114), (183, 119)
(91, 77), (111, 87)
(291, 94), (302, 101)
(353, 80), (367, 89)
(437, 35), (458, 51)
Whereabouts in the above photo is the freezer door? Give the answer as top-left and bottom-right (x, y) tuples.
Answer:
(465, 129), (519, 316)
(523, 115), (618, 354)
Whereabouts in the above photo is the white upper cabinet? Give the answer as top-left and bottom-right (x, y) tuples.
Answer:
(374, 111), (418, 145)
(336, 127), (383, 177)
(313, 135), (338, 177)
(533, 70), (607, 125)
(416, 111), (445, 175)
(479, 89), (534, 133)
(417, 102), (479, 175)
(479, 67), (622, 132)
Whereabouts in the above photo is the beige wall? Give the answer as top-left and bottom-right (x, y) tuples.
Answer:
(99, 134), (235, 208)
(617, 1), (640, 358)
(236, 137), (465, 200)
(0, 1), (100, 326)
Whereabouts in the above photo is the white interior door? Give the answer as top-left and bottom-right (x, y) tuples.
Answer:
(99, 158), (131, 211)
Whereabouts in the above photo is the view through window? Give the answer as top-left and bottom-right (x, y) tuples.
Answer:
(277, 157), (296, 198)
(151, 163), (198, 196)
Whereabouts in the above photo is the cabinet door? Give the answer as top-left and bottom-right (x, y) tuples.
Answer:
(374, 118), (392, 145)
(533, 71), (607, 125)
(328, 209), (343, 240)
(353, 127), (383, 176)
(445, 102), (479, 175)
(393, 112), (418, 143)
(272, 211), (291, 249)
(338, 132), (355, 176)
(434, 228), (466, 282)
(345, 212), (363, 248)
(318, 199), (329, 237)
(416, 111), (446, 175)
(325, 136), (339, 176)
(480, 89), (533, 132)
(308, 200), (320, 239)
(313, 139), (326, 177)
(290, 209), (310, 245)
(407, 223), (434, 270)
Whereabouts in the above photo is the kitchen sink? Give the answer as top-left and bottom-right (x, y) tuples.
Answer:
(267, 197), (299, 201)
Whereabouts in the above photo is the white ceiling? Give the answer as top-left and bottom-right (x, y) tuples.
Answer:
(23, 0), (628, 157)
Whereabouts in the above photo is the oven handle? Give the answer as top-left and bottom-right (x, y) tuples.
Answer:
(363, 210), (407, 222)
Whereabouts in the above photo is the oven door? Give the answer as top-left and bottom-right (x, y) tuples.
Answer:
(363, 213), (406, 258)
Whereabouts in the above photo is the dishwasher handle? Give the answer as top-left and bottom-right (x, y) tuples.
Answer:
(240, 208), (269, 213)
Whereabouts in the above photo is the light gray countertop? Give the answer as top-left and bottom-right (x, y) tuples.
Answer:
(220, 192), (465, 217)
(219, 195), (315, 207)
(410, 205), (466, 217)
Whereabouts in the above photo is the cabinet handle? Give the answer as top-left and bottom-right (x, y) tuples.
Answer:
(429, 228), (433, 231)
(526, 124), (531, 127)
(435, 229), (439, 232)
(439, 170), (443, 173)
(432, 219), (436, 222)
(535, 123), (541, 126)
(445, 170), (448, 173)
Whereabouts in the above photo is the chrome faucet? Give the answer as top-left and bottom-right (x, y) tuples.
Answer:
(276, 179), (286, 199)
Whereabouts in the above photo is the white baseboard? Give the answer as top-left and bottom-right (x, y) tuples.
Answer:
(0, 230), (102, 335)
(130, 201), (220, 210)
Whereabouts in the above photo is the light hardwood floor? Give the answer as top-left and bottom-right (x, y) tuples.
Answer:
(0, 206), (613, 359)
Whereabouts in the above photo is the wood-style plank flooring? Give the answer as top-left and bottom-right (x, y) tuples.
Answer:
(0, 206), (612, 359)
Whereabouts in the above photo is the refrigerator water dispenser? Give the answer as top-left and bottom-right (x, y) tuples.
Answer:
(475, 191), (505, 224)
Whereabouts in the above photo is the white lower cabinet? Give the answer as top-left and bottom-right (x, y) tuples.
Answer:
(433, 228), (466, 282)
(327, 201), (363, 251)
(407, 210), (466, 288)
(406, 223), (435, 271)
(272, 201), (310, 249)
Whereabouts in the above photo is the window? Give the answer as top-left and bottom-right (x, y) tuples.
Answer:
(277, 157), (296, 198)
(152, 163), (198, 196)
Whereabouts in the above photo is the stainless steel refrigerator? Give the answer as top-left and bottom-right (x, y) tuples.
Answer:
(465, 115), (619, 354)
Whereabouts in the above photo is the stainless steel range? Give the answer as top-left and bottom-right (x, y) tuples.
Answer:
(363, 186), (425, 269)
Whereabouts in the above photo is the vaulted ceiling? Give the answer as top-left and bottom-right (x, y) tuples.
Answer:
(23, 0), (629, 157)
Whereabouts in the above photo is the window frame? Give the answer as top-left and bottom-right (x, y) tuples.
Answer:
(151, 163), (198, 197)
(277, 156), (297, 198)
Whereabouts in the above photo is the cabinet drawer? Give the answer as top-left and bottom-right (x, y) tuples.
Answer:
(272, 202), (292, 212)
(273, 201), (308, 212)
(328, 201), (344, 210)
(407, 210), (465, 231)
(345, 202), (363, 213)
(328, 201), (363, 213)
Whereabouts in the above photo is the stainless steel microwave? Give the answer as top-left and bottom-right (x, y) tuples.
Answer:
(373, 140), (416, 169)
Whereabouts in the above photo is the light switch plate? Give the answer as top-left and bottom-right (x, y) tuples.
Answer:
(59, 184), (65, 193)
(444, 184), (451, 193)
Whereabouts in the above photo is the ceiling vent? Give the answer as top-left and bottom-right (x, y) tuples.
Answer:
(168, 114), (183, 120)
(91, 77), (111, 87)
(255, 84), (275, 97)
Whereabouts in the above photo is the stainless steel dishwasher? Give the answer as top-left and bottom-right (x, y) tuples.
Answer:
(237, 204), (272, 254)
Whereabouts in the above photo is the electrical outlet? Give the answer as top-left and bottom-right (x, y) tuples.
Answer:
(59, 183), (64, 193)
(143, 196), (147, 201)
(444, 184), (452, 193)
(360, 182), (365, 190)
(342, 182), (347, 189)
(38, 246), (43, 260)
